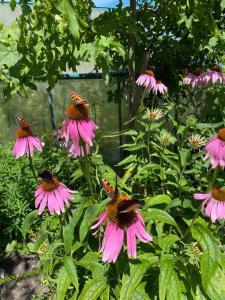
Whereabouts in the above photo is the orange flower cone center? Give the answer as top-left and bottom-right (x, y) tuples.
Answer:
(212, 188), (225, 202)
(218, 128), (225, 141)
(210, 65), (221, 72)
(145, 69), (155, 77)
(66, 103), (89, 120)
(192, 68), (202, 76)
(106, 196), (136, 226)
(149, 113), (157, 119)
(16, 127), (32, 138)
(41, 177), (60, 191)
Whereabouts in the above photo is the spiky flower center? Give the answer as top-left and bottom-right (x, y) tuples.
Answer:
(106, 196), (137, 226)
(212, 188), (225, 202)
(210, 65), (221, 72)
(145, 69), (155, 77)
(41, 177), (60, 191)
(218, 128), (225, 141)
(188, 134), (206, 149)
(192, 68), (202, 76)
(146, 108), (163, 121)
(66, 103), (89, 120)
(16, 127), (32, 138)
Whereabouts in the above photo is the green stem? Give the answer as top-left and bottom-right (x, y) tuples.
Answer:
(0, 268), (40, 284)
(115, 260), (121, 283)
(208, 167), (218, 190)
(80, 145), (95, 202)
(27, 145), (37, 182)
(140, 88), (147, 110)
(182, 204), (202, 241)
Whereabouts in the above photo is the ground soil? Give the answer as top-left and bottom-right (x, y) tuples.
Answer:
(0, 253), (43, 300)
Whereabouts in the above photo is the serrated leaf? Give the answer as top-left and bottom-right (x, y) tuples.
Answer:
(21, 210), (39, 239)
(143, 195), (172, 209)
(191, 222), (220, 289)
(56, 266), (71, 300)
(64, 256), (79, 292)
(79, 204), (99, 242)
(119, 262), (148, 300)
(78, 277), (107, 300)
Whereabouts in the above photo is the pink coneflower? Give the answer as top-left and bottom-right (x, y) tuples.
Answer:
(69, 140), (90, 157)
(194, 187), (225, 223)
(183, 68), (203, 87)
(35, 170), (76, 215)
(201, 65), (225, 86)
(12, 116), (43, 158)
(59, 92), (97, 157)
(205, 128), (225, 169)
(91, 194), (152, 263)
(153, 80), (168, 94)
(136, 69), (157, 91)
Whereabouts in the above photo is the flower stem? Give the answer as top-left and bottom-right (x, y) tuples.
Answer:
(182, 204), (202, 241)
(208, 167), (218, 190)
(80, 145), (95, 202)
(27, 146), (37, 182)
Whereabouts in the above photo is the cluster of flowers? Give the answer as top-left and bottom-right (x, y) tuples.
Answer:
(12, 92), (151, 263)
(137, 67), (225, 225)
(183, 65), (225, 88)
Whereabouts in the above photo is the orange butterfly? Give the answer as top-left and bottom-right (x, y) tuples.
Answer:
(70, 91), (88, 106)
(101, 178), (140, 215)
(16, 116), (30, 128)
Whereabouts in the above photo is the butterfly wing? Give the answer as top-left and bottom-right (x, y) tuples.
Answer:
(39, 170), (53, 183)
(70, 91), (88, 106)
(101, 178), (115, 199)
(117, 199), (140, 213)
(16, 116), (29, 128)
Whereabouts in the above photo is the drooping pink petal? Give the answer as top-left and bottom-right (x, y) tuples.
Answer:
(91, 212), (107, 230)
(193, 193), (211, 200)
(126, 224), (137, 258)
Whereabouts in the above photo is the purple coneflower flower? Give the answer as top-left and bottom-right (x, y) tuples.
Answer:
(153, 80), (168, 94)
(91, 194), (152, 263)
(35, 170), (76, 215)
(58, 92), (97, 157)
(205, 128), (225, 169)
(136, 69), (157, 91)
(201, 65), (225, 85)
(194, 188), (225, 223)
(12, 116), (42, 158)
(183, 68), (203, 87)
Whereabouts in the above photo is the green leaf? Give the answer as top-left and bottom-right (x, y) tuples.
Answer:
(63, 199), (88, 254)
(21, 210), (39, 239)
(78, 252), (104, 278)
(56, 266), (71, 300)
(64, 256), (79, 292)
(178, 148), (190, 167)
(119, 262), (148, 300)
(121, 142), (147, 151)
(196, 122), (224, 129)
(78, 278), (107, 300)
(79, 204), (99, 242)
(131, 283), (150, 300)
(159, 254), (174, 300)
(143, 195), (172, 209)
(192, 222), (220, 289)
(117, 155), (137, 166)
(0, 43), (20, 67)
(143, 208), (181, 235)
(205, 267), (225, 300)
(166, 271), (182, 300)
(221, 0), (225, 10)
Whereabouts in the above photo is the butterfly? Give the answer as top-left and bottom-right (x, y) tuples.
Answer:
(39, 170), (54, 183)
(70, 91), (88, 106)
(101, 178), (140, 214)
(16, 116), (30, 128)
